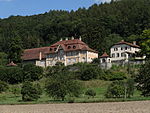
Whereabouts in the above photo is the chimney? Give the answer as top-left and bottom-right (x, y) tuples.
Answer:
(71, 36), (74, 40)
(39, 52), (42, 60)
(65, 37), (68, 40)
(133, 41), (136, 45)
(79, 36), (82, 41)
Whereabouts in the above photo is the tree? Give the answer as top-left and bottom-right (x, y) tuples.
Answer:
(105, 80), (125, 98)
(135, 59), (150, 96)
(23, 64), (43, 81)
(140, 29), (150, 58)
(45, 68), (82, 101)
(0, 66), (23, 84)
(105, 79), (135, 98)
(7, 37), (23, 63)
(0, 81), (9, 93)
(21, 81), (42, 101)
(0, 52), (7, 66)
(78, 64), (100, 80)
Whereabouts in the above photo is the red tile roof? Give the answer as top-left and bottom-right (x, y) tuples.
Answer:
(100, 52), (109, 58)
(7, 61), (17, 66)
(21, 47), (50, 61)
(113, 40), (140, 48)
(22, 38), (98, 61)
(48, 39), (98, 54)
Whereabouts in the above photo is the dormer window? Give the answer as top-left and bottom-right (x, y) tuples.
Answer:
(50, 48), (53, 51)
(68, 46), (71, 49)
(73, 46), (76, 49)
(54, 48), (57, 51)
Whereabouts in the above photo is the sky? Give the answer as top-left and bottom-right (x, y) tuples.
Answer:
(0, 0), (111, 19)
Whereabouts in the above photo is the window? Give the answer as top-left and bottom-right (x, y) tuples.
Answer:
(114, 48), (118, 51)
(121, 47), (123, 50)
(82, 57), (86, 62)
(73, 46), (76, 49)
(72, 58), (76, 63)
(117, 53), (120, 57)
(66, 52), (72, 56)
(68, 46), (71, 49)
(68, 58), (71, 63)
(54, 48), (57, 51)
(121, 53), (124, 57)
(125, 47), (128, 50)
(50, 48), (53, 51)
(111, 53), (115, 58)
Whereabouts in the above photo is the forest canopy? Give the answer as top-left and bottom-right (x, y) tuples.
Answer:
(0, 0), (150, 58)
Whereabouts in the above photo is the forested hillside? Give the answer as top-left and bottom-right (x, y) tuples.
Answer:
(0, 0), (150, 55)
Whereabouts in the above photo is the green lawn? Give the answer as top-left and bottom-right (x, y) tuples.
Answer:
(0, 80), (150, 105)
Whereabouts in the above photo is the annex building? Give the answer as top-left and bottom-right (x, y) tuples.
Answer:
(100, 40), (146, 69)
(21, 37), (98, 67)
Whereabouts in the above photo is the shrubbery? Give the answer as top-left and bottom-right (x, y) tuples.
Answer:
(45, 66), (82, 101)
(85, 89), (96, 98)
(23, 64), (43, 82)
(105, 78), (135, 98)
(0, 81), (9, 93)
(21, 81), (42, 101)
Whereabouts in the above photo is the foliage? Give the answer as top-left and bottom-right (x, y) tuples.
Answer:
(21, 81), (42, 101)
(0, 66), (23, 84)
(85, 89), (96, 98)
(7, 37), (23, 63)
(105, 80), (125, 98)
(0, 52), (8, 66)
(10, 85), (21, 96)
(76, 63), (101, 80)
(45, 67), (82, 101)
(0, 81), (9, 93)
(139, 29), (150, 58)
(23, 64), (43, 82)
(135, 59), (150, 96)
(91, 58), (100, 65)
(0, 0), (150, 55)
(105, 79), (135, 98)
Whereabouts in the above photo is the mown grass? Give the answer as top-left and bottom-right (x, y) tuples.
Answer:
(0, 80), (150, 105)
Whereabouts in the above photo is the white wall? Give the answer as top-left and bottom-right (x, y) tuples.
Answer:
(110, 44), (140, 61)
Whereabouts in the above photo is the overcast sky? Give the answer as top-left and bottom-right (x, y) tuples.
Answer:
(0, 0), (111, 18)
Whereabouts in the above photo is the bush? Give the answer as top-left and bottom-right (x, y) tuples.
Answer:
(0, 81), (9, 93)
(105, 81), (125, 98)
(10, 85), (21, 96)
(77, 64), (100, 80)
(0, 66), (23, 84)
(85, 89), (96, 98)
(104, 71), (127, 81)
(21, 81), (42, 101)
(105, 79), (135, 98)
(23, 64), (43, 82)
(45, 68), (82, 101)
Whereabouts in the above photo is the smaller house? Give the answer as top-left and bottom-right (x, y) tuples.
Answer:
(99, 52), (112, 69)
(110, 40), (143, 63)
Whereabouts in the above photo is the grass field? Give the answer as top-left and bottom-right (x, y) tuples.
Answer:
(0, 80), (150, 105)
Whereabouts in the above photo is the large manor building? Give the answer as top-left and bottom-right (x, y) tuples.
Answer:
(22, 37), (98, 67)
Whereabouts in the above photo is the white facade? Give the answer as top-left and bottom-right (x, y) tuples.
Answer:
(110, 44), (140, 62)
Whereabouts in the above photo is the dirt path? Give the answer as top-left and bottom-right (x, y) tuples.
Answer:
(0, 101), (150, 113)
